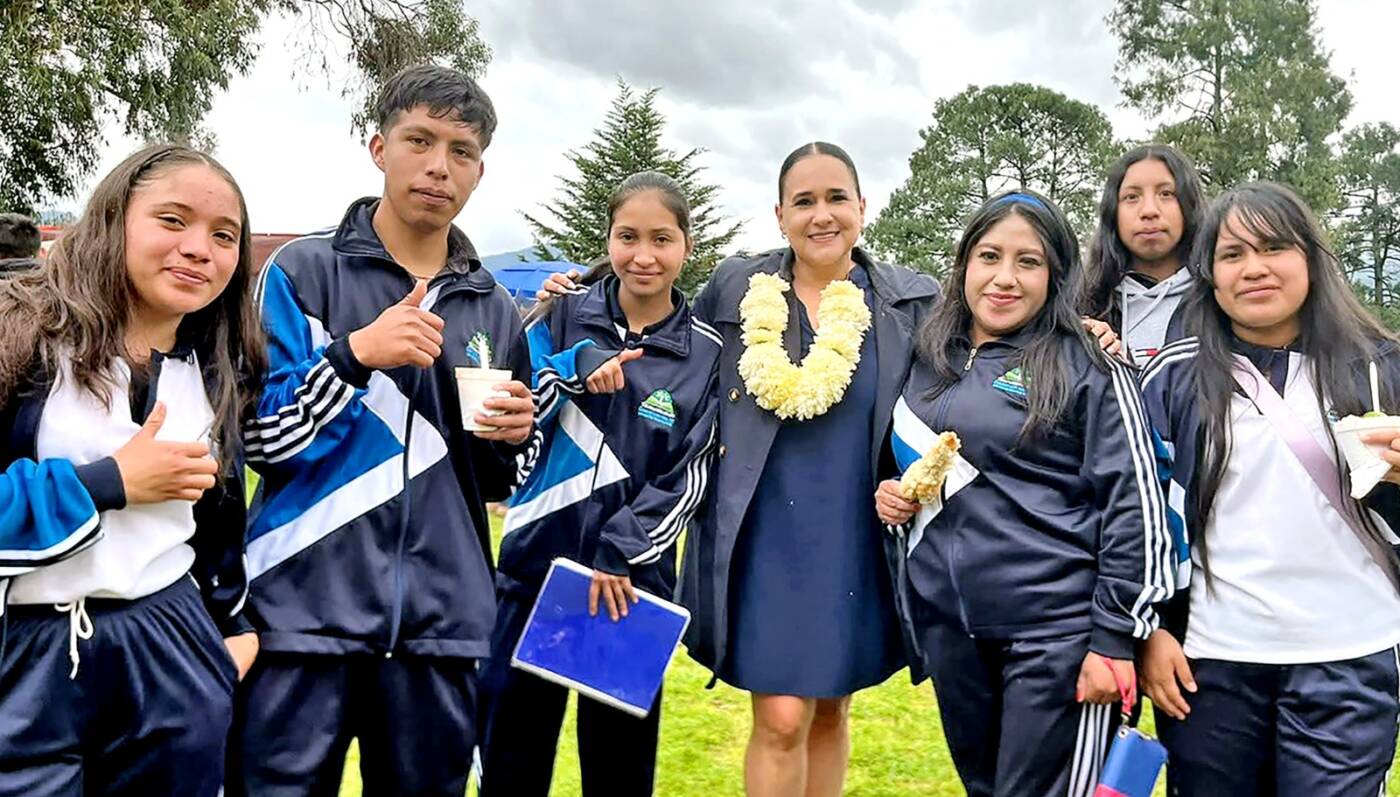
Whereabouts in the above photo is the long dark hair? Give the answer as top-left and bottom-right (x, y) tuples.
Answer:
(1185, 182), (1397, 576)
(524, 170), (692, 326)
(0, 144), (267, 472)
(917, 189), (1101, 438)
(1082, 144), (1204, 319)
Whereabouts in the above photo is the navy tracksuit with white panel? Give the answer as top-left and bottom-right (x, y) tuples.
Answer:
(478, 277), (719, 796)
(1141, 338), (1400, 796)
(230, 198), (531, 797)
(886, 330), (1174, 797)
(0, 350), (249, 797)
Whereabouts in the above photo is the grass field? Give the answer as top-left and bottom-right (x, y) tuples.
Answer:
(328, 517), (1400, 795)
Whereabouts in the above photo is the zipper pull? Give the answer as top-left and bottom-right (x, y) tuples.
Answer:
(963, 347), (978, 372)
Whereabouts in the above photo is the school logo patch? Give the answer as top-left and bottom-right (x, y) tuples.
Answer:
(465, 330), (494, 367)
(991, 366), (1028, 399)
(638, 389), (677, 429)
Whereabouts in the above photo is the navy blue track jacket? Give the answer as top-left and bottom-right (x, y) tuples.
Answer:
(500, 276), (720, 600)
(887, 330), (1175, 665)
(0, 360), (249, 633)
(240, 198), (530, 658)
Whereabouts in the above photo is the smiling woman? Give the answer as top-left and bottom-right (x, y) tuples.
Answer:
(880, 190), (1169, 795)
(123, 167), (245, 350)
(678, 141), (943, 797)
(1137, 183), (1400, 795)
(0, 144), (267, 796)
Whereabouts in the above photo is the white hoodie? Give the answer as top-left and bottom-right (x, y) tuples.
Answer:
(1119, 268), (1193, 364)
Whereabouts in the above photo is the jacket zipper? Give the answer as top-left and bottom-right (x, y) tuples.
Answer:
(385, 278), (443, 657)
(385, 370), (417, 658)
(940, 345), (977, 636)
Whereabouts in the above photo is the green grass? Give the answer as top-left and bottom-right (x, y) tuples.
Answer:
(328, 516), (1400, 795)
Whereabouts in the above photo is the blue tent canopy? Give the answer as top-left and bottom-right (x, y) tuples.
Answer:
(489, 260), (582, 302)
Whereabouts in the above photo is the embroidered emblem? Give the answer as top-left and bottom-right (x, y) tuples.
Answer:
(638, 389), (677, 429)
(991, 366), (1028, 399)
(465, 330), (494, 366)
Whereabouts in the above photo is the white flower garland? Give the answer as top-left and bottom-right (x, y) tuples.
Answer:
(735, 272), (871, 421)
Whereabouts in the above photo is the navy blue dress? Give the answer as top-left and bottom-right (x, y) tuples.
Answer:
(717, 266), (903, 697)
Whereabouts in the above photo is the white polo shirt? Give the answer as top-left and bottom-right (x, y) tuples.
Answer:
(1184, 354), (1400, 664)
(9, 354), (214, 605)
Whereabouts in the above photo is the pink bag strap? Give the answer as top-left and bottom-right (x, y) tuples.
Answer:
(1102, 658), (1137, 724)
(1230, 354), (1400, 593)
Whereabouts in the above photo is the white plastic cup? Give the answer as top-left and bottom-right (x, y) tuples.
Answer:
(1334, 414), (1400, 498)
(455, 367), (514, 432)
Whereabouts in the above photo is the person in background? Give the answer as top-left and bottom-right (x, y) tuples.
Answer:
(0, 213), (43, 275)
(1081, 144), (1204, 364)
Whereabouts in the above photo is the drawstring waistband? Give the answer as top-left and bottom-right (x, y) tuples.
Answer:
(53, 598), (93, 679)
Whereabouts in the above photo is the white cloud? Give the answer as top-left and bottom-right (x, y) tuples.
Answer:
(68, 0), (1398, 261)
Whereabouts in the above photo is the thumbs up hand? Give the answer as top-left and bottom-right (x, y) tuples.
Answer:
(348, 279), (446, 370)
(111, 402), (221, 504)
(399, 278), (429, 308)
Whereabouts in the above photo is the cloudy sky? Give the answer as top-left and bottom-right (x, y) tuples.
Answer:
(82, 0), (1398, 258)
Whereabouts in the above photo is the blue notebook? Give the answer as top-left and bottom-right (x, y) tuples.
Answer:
(511, 558), (690, 718)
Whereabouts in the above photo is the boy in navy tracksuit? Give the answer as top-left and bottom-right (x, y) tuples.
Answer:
(876, 191), (1173, 796)
(230, 66), (535, 796)
(478, 173), (720, 796)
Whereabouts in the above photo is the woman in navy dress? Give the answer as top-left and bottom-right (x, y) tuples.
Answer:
(681, 143), (940, 796)
(719, 262), (898, 696)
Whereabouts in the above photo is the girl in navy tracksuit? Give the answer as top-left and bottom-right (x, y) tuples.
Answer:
(1139, 182), (1400, 796)
(478, 171), (720, 797)
(0, 144), (266, 796)
(875, 190), (1174, 796)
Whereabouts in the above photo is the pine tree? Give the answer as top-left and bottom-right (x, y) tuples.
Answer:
(1108, 0), (1351, 211)
(1333, 123), (1400, 309)
(525, 80), (742, 295)
(865, 83), (1116, 276)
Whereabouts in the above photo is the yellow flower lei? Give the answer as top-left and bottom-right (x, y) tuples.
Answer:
(736, 272), (872, 421)
(900, 431), (962, 502)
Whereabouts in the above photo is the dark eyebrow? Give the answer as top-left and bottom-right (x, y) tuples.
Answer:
(153, 202), (241, 234)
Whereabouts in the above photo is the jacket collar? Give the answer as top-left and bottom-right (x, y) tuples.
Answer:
(1230, 335), (1300, 393)
(956, 324), (1038, 357)
(769, 246), (940, 306)
(332, 197), (496, 293)
(574, 276), (692, 357)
